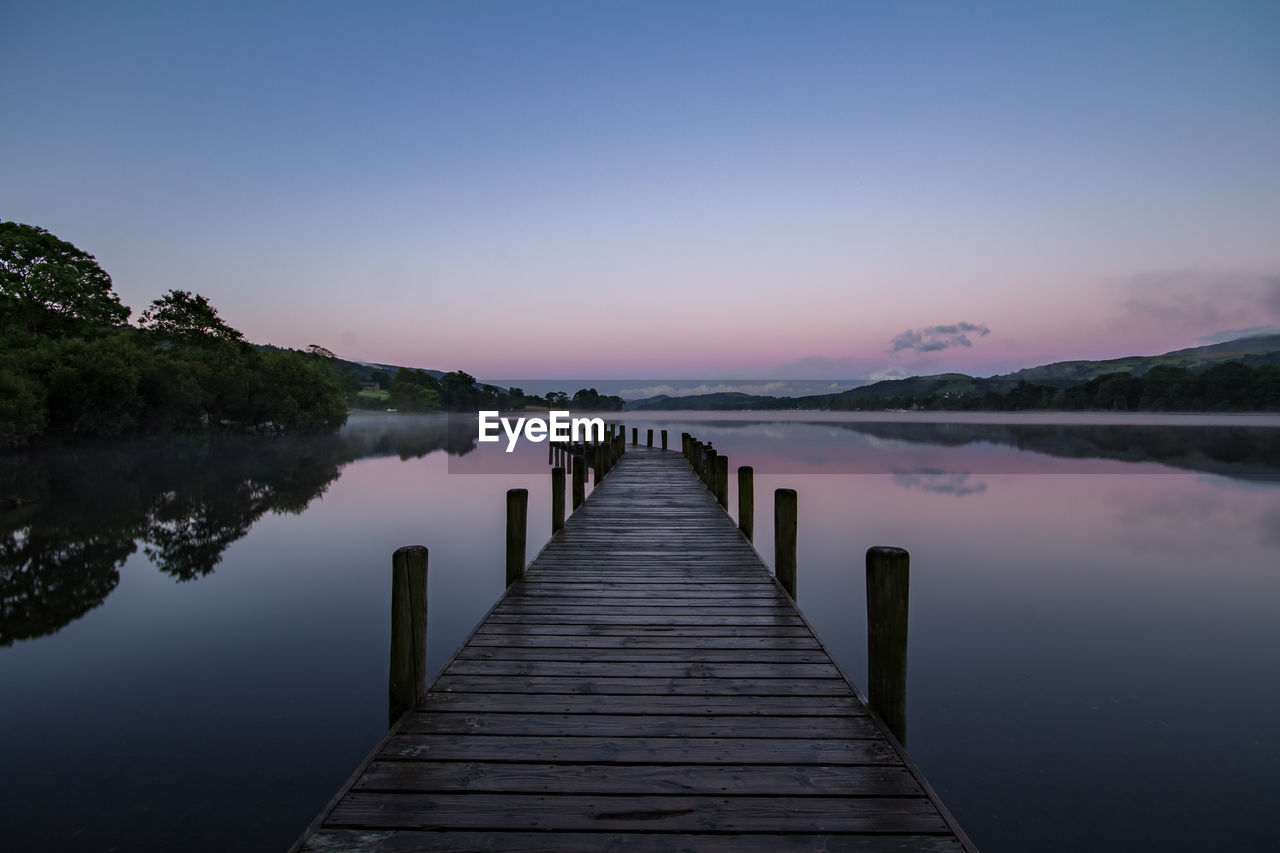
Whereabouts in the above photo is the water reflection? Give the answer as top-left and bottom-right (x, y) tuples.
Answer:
(891, 467), (988, 496)
(5, 414), (1277, 649)
(668, 416), (1280, 481)
(0, 415), (483, 646)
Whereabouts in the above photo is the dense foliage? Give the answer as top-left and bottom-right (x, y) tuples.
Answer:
(1, 222), (348, 447)
(830, 363), (1280, 412)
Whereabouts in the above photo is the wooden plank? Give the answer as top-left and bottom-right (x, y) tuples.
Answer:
(471, 624), (815, 637)
(328, 793), (950, 833)
(455, 646), (832, 663)
(378, 734), (900, 764)
(430, 675), (856, 696)
(300, 829), (967, 852)
(442, 660), (843, 679)
(399, 712), (881, 738)
(353, 760), (922, 796)
(462, 634), (825, 650)
(413, 692), (867, 716)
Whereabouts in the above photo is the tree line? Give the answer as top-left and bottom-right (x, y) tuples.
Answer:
(1, 221), (352, 446)
(349, 367), (624, 415)
(1, 221), (624, 448)
(829, 363), (1280, 412)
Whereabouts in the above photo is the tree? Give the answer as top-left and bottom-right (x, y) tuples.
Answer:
(390, 368), (441, 411)
(0, 221), (130, 337)
(138, 289), (244, 346)
(439, 371), (478, 409)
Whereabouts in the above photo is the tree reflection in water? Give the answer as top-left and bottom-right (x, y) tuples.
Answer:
(0, 414), (477, 645)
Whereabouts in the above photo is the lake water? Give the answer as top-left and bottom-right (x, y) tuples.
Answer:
(2, 411), (1278, 851)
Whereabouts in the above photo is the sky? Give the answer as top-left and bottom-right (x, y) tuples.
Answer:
(4, 0), (1279, 381)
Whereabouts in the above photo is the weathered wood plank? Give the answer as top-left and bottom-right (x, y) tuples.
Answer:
(353, 760), (922, 796)
(462, 634), (825, 650)
(413, 692), (867, 716)
(328, 793), (950, 833)
(399, 712), (881, 738)
(430, 675), (855, 695)
(442, 660), (843, 679)
(379, 734), (900, 764)
(455, 646), (832, 663)
(301, 829), (967, 852)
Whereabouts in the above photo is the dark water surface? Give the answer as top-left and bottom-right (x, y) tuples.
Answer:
(2, 412), (1278, 851)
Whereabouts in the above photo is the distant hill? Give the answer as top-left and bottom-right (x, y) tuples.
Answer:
(624, 334), (1280, 410)
(629, 392), (790, 411)
(995, 334), (1280, 387)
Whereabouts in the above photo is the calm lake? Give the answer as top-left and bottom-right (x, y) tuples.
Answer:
(3, 411), (1278, 851)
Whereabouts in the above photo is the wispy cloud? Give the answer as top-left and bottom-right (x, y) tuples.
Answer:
(1121, 270), (1280, 332)
(1195, 325), (1280, 345)
(888, 322), (990, 354)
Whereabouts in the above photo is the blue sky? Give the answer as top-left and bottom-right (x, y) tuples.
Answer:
(4, 1), (1278, 378)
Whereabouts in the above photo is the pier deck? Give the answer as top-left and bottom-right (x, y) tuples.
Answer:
(294, 445), (975, 851)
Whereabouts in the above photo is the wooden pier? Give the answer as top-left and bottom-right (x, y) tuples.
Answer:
(293, 445), (976, 851)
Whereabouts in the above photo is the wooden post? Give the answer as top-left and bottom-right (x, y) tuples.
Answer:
(866, 546), (909, 745)
(714, 455), (729, 509)
(774, 488), (797, 599)
(572, 454), (585, 509)
(506, 488), (527, 587)
(593, 442), (603, 483)
(619, 425), (625, 453)
(738, 465), (754, 541)
(632, 427), (637, 444)
(682, 433), (690, 458)
(647, 428), (653, 447)
(388, 545), (428, 727)
(551, 466), (565, 533)
(661, 429), (667, 449)
(704, 446), (717, 488)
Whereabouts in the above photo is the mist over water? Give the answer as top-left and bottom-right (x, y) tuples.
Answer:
(2, 412), (1277, 851)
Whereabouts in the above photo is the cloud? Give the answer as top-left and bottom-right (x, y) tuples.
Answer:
(1194, 325), (1280, 345)
(1120, 270), (1280, 332)
(888, 322), (990, 354)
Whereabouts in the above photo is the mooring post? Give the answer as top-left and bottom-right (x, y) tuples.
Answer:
(661, 429), (667, 449)
(632, 427), (637, 444)
(682, 433), (689, 458)
(388, 545), (428, 727)
(774, 488), (797, 599)
(506, 488), (528, 587)
(866, 546), (909, 745)
(551, 466), (565, 533)
(705, 446), (717, 488)
(647, 428), (653, 447)
(738, 465), (754, 541)
(572, 454), (585, 509)
(594, 442), (604, 483)
(715, 455), (729, 509)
